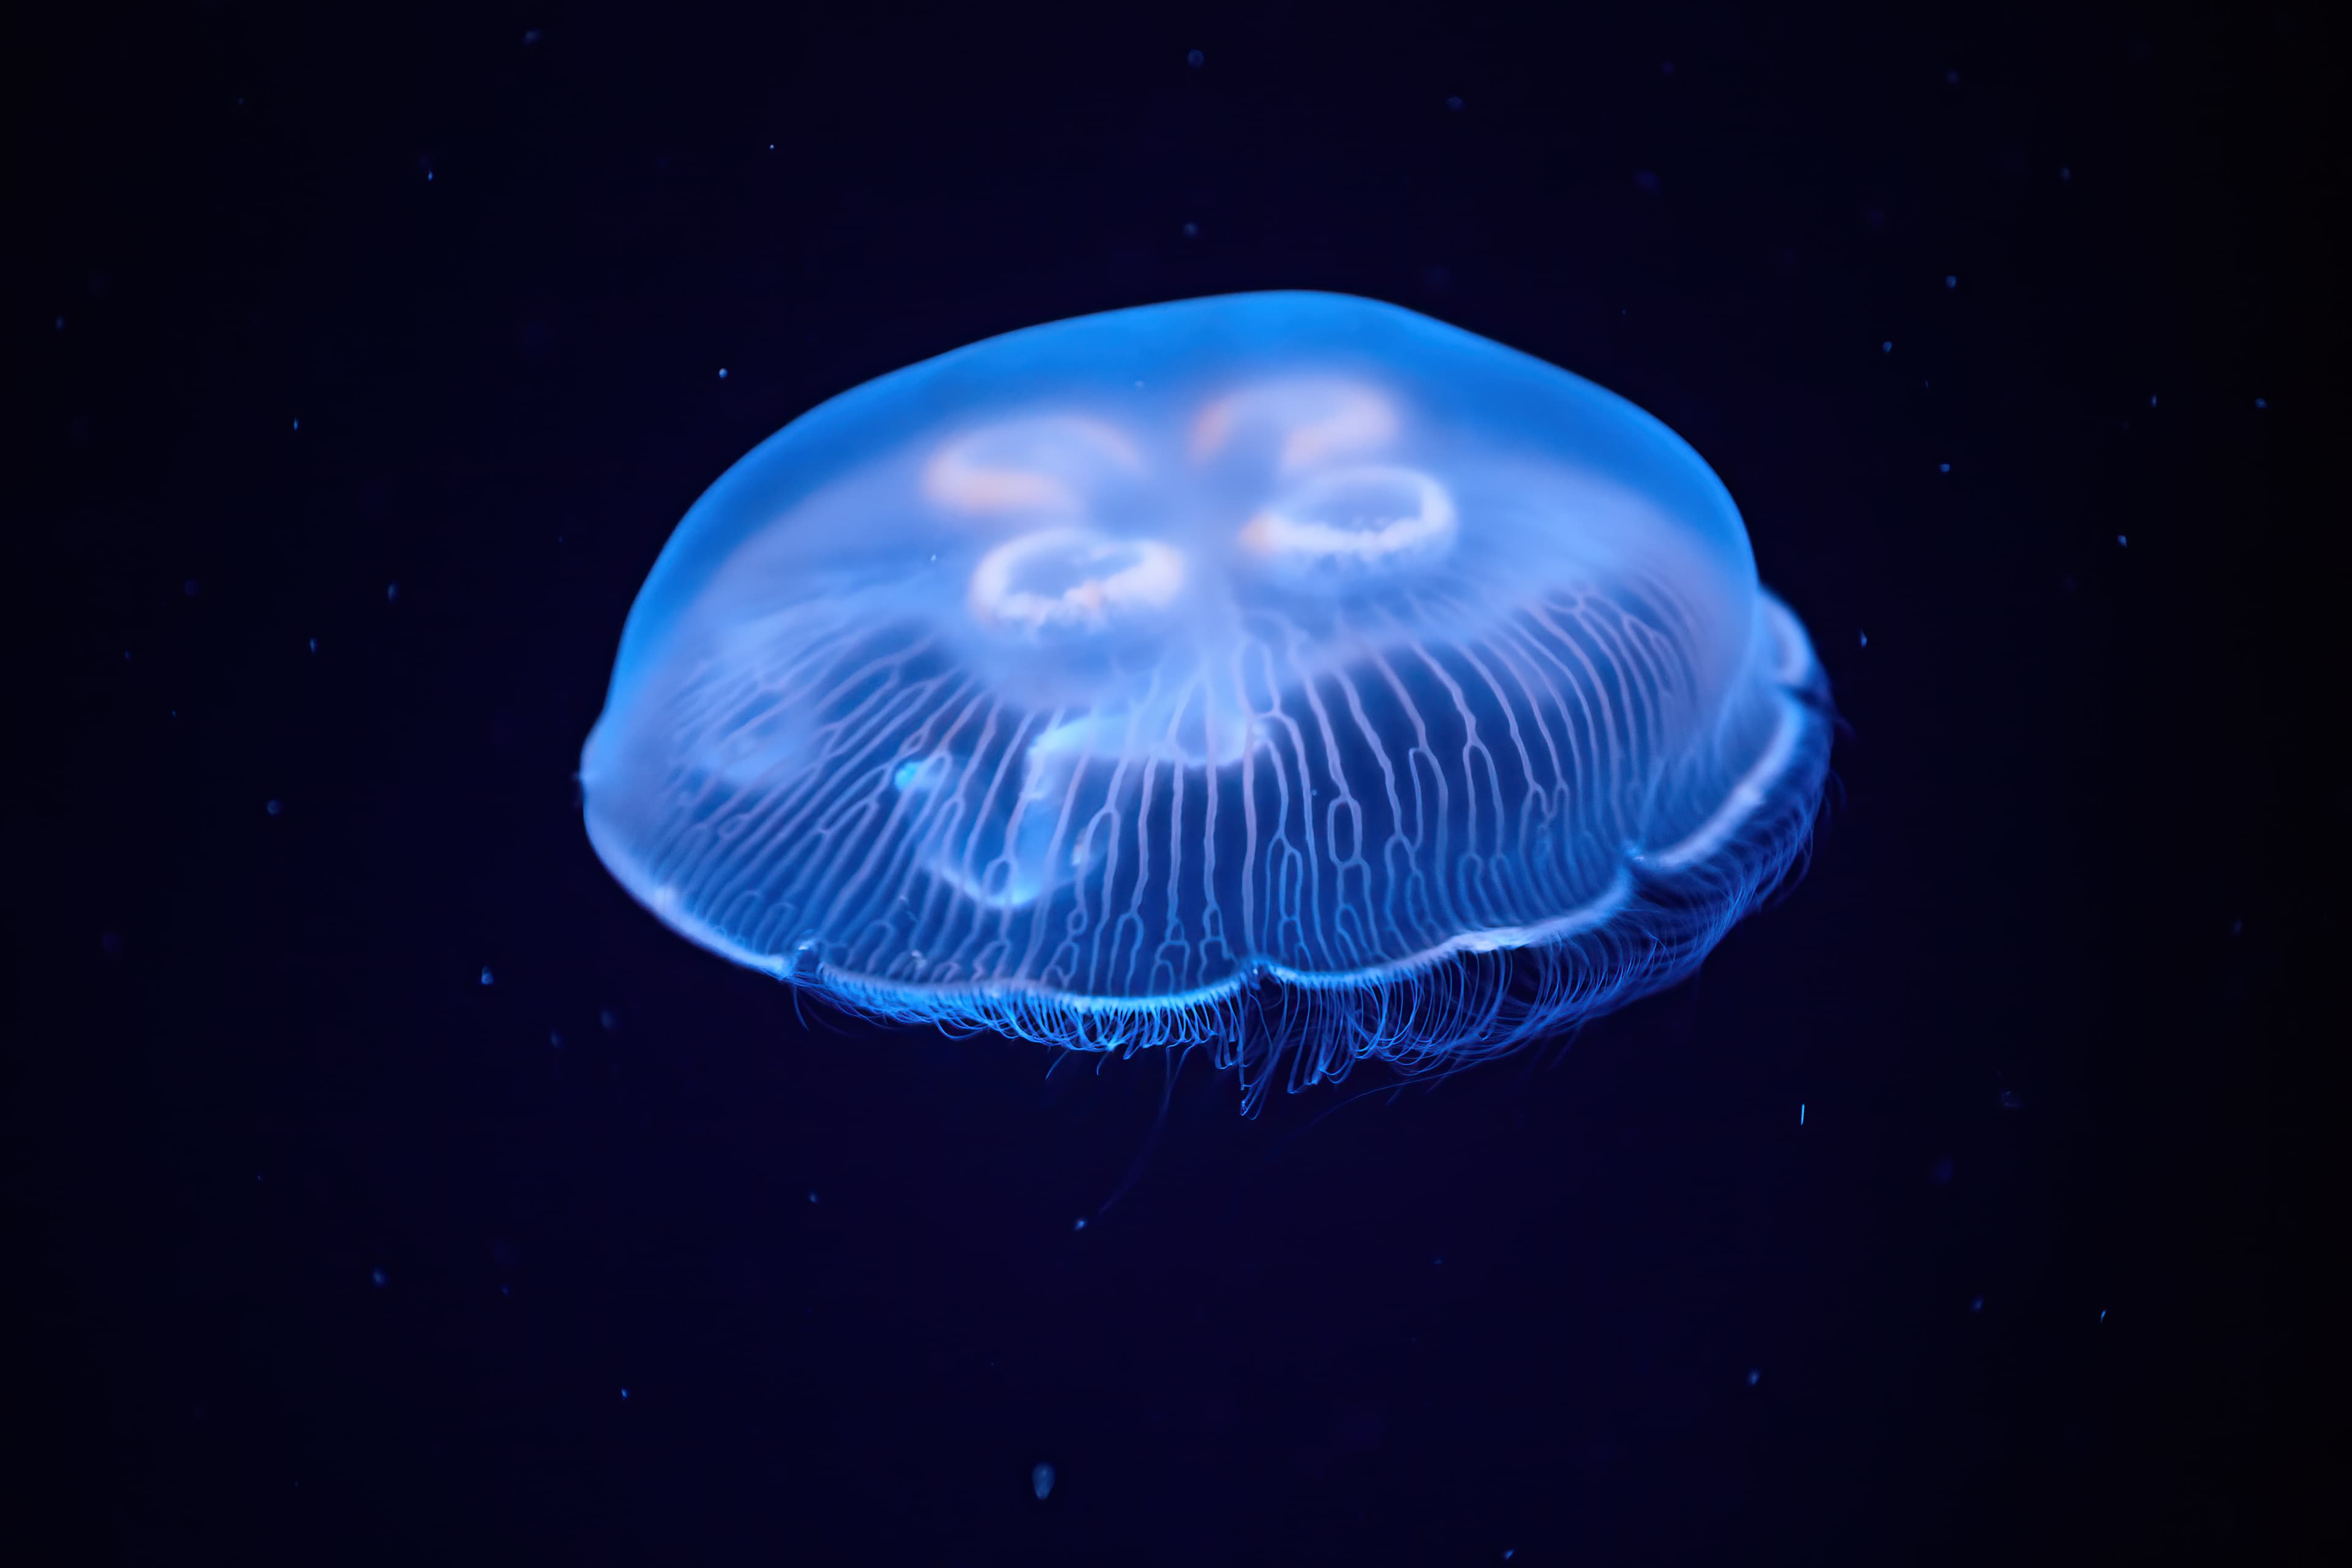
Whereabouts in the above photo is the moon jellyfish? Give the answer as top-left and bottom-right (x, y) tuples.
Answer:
(581, 292), (1830, 1106)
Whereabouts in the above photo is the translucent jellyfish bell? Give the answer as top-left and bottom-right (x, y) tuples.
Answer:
(581, 292), (1830, 1104)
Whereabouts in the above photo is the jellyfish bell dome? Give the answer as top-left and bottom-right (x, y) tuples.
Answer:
(581, 292), (1830, 1099)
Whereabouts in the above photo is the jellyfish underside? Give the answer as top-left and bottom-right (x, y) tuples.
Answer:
(582, 293), (1831, 1106)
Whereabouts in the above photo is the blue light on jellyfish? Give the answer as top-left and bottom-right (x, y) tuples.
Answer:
(579, 293), (1831, 1106)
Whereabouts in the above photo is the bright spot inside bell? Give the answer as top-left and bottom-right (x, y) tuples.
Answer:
(580, 292), (1831, 1107)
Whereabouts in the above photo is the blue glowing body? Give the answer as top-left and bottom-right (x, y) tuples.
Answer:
(582, 293), (1830, 1101)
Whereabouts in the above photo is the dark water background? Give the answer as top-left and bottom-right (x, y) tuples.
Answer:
(12, 2), (2335, 1562)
